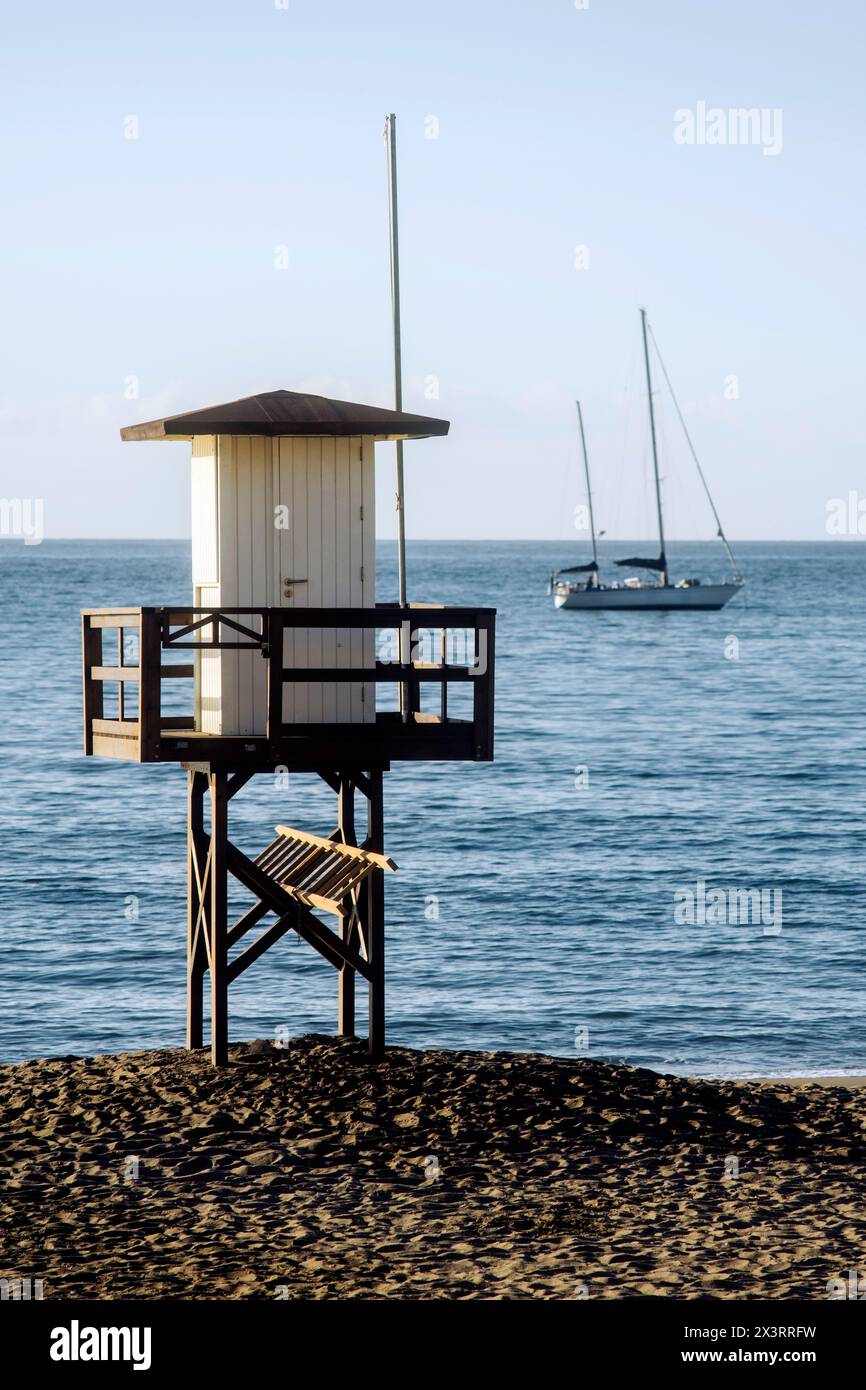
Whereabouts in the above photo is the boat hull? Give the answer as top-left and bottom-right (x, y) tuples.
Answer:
(554, 582), (743, 611)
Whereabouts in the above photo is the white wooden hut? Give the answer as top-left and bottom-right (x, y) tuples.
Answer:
(120, 390), (449, 736)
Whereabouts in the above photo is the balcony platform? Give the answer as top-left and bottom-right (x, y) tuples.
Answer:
(83, 605), (495, 771)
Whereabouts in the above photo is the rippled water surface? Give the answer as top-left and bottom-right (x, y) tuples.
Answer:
(1, 539), (864, 1076)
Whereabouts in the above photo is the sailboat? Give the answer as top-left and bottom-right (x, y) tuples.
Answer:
(551, 309), (744, 611)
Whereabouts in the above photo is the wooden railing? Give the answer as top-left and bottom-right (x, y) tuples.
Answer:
(81, 608), (162, 761)
(82, 604), (495, 765)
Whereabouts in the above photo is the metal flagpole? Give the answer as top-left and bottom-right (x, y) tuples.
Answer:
(384, 112), (409, 716)
(385, 113), (407, 603)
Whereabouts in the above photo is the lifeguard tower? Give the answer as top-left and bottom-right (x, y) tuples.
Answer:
(81, 389), (495, 1065)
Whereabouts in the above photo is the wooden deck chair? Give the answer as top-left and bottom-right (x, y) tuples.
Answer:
(255, 824), (397, 927)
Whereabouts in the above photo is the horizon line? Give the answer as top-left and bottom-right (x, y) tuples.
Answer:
(3, 536), (864, 546)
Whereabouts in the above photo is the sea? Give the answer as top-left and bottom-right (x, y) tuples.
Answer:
(1, 538), (864, 1078)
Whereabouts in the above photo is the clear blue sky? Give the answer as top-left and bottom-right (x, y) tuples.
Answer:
(1, 1), (863, 540)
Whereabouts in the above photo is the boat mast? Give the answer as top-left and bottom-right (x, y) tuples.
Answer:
(640, 307), (668, 585)
(576, 400), (598, 571)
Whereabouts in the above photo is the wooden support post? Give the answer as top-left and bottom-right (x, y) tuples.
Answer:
(186, 769), (208, 1049)
(209, 771), (229, 1066)
(266, 609), (284, 762)
(117, 626), (125, 722)
(439, 625), (448, 721)
(473, 614), (495, 760)
(184, 762), (389, 1066)
(81, 615), (103, 755)
(366, 769), (385, 1058)
(337, 773), (356, 1037)
(138, 608), (161, 762)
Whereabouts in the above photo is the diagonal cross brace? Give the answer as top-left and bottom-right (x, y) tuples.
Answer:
(225, 842), (372, 981)
(226, 909), (298, 984)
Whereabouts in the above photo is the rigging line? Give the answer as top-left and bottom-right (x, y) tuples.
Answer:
(647, 320), (742, 579)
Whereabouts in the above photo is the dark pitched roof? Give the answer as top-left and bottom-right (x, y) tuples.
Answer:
(120, 390), (449, 442)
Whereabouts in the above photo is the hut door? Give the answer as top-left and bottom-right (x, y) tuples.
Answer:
(276, 436), (375, 725)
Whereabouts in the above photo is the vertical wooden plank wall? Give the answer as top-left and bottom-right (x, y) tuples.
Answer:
(319, 437), (337, 721)
(191, 437), (221, 735)
(302, 437), (323, 722)
(335, 436), (352, 723)
(361, 438), (376, 721)
(233, 435), (253, 733)
(192, 432), (376, 736)
(276, 435), (374, 726)
(288, 437), (309, 723)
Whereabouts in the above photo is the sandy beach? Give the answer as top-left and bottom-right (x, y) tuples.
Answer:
(1, 1037), (864, 1300)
